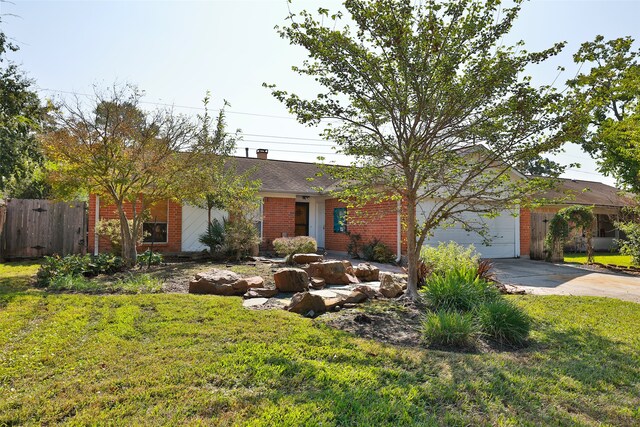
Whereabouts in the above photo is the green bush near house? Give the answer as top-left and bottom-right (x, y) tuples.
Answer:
(137, 249), (163, 266)
(36, 253), (124, 286)
(422, 309), (477, 348)
(273, 236), (317, 262)
(361, 238), (396, 263)
(420, 241), (480, 277)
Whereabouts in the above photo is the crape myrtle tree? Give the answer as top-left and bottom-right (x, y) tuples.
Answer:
(267, 0), (570, 299)
(42, 85), (240, 266)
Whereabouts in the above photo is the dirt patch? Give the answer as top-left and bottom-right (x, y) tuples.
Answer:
(322, 300), (424, 347)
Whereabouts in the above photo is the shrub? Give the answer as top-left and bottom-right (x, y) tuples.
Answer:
(97, 218), (144, 255)
(137, 249), (163, 266)
(47, 274), (102, 293)
(36, 253), (125, 286)
(420, 265), (499, 312)
(420, 241), (479, 277)
(273, 236), (317, 261)
(361, 238), (395, 263)
(478, 300), (530, 346)
(616, 221), (640, 265)
(422, 309), (477, 348)
(198, 218), (226, 257)
(225, 215), (261, 261)
(346, 232), (363, 259)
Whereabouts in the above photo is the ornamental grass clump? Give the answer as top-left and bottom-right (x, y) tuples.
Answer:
(422, 309), (477, 348)
(273, 236), (317, 264)
(478, 300), (531, 346)
(420, 265), (499, 312)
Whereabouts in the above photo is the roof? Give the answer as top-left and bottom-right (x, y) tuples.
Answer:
(537, 177), (633, 207)
(232, 157), (339, 195)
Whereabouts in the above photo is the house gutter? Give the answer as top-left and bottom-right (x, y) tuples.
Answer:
(396, 199), (402, 263)
(94, 195), (100, 255)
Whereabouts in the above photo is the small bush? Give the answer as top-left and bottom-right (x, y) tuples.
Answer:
(346, 232), (363, 259)
(616, 221), (640, 265)
(420, 241), (479, 277)
(37, 253), (125, 286)
(225, 215), (261, 261)
(137, 249), (163, 266)
(422, 310), (477, 348)
(361, 238), (395, 263)
(273, 236), (317, 260)
(478, 300), (530, 346)
(421, 265), (499, 312)
(97, 218), (144, 255)
(198, 219), (226, 257)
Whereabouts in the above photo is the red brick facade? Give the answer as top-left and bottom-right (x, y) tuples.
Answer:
(88, 195), (182, 254)
(324, 198), (400, 255)
(519, 208), (530, 256)
(261, 197), (296, 250)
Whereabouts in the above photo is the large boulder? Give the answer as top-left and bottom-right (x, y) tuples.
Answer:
(274, 268), (309, 293)
(292, 253), (324, 264)
(287, 292), (326, 316)
(244, 288), (279, 299)
(189, 269), (249, 296)
(305, 261), (359, 285)
(352, 284), (381, 299)
(354, 263), (380, 282)
(379, 272), (405, 298)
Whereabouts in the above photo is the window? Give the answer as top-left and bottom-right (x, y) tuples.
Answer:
(333, 207), (347, 233)
(596, 214), (616, 238)
(143, 201), (168, 243)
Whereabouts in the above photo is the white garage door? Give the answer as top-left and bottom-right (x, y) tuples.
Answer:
(181, 204), (227, 252)
(418, 202), (519, 259)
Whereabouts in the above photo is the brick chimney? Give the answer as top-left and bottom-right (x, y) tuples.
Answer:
(256, 149), (269, 160)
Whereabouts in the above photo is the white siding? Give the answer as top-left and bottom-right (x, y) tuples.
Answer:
(418, 201), (518, 259)
(181, 204), (226, 252)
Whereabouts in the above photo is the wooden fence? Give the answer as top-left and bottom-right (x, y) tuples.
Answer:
(1, 199), (87, 259)
(529, 211), (555, 260)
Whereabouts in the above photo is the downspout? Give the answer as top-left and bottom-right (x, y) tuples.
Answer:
(94, 195), (100, 255)
(396, 199), (402, 263)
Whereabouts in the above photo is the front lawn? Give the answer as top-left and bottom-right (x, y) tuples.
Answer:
(564, 252), (636, 267)
(1, 262), (639, 425)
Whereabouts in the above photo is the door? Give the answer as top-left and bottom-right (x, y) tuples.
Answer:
(295, 202), (309, 236)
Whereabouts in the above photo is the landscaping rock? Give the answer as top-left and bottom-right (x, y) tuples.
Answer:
(379, 272), (404, 298)
(305, 261), (360, 285)
(245, 276), (265, 288)
(292, 253), (324, 264)
(352, 284), (381, 299)
(342, 290), (368, 304)
(354, 263), (380, 282)
(188, 269), (250, 296)
(310, 277), (326, 290)
(287, 292), (326, 316)
(274, 268), (309, 293)
(324, 297), (344, 311)
(244, 288), (278, 299)
(341, 260), (355, 275)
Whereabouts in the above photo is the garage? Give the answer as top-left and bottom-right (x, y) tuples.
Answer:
(418, 202), (520, 259)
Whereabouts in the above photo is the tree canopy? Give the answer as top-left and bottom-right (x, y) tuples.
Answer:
(0, 22), (50, 198)
(567, 35), (640, 193)
(268, 0), (569, 297)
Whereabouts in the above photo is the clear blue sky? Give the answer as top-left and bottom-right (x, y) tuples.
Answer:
(3, 0), (639, 186)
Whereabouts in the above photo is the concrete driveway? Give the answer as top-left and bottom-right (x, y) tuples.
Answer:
(492, 258), (640, 303)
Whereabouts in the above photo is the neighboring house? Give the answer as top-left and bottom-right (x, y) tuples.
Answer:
(520, 178), (634, 259)
(87, 149), (524, 259)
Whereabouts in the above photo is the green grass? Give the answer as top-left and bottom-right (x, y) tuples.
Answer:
(1, 262), (639, 425)
(565, 252), (636, 267)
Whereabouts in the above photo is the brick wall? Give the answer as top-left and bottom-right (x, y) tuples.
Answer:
(88, 194), (182, 254)
(324, 198), (400, 255)
(261, 197), (296, 250)
(519, 208), (531, 256)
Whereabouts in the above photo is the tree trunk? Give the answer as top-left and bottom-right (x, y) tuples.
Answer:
(117, 206), (137, 267)
(404, 198), (420, 300)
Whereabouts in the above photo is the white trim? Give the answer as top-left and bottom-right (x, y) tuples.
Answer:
(94, 195), (100, 255)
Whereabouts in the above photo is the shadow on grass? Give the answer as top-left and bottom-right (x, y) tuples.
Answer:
(0, 260), (41, 307)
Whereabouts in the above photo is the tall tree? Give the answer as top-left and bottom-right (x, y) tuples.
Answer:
(567, 35), (640, 193)
(42, 85), (232, 266)
(268, 0), (568, 298)
(0, 22), (50, 198)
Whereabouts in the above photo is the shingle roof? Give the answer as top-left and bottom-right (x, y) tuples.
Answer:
(538, 177), (633, 207)
(232, 157), (340, 195)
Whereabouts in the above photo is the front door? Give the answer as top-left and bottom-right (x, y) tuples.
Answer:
(295, 202), (309, 236)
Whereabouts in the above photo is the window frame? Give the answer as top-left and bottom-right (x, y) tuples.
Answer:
(143, 201), (169, 244)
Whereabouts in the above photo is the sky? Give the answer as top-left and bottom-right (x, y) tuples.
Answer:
(2, 0), (639, 186)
